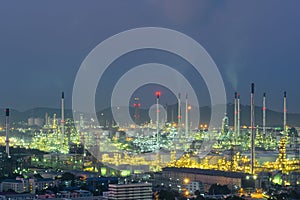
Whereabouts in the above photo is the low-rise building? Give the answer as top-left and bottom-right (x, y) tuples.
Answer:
(186, 181), (204, 194)
(107, 183), (152, 200)
(56, 190), (92, 199)
(0, 193), (35, 200)
(161, 167), (251, 192)
(0, 178), (27, 193)
(29, 178), (57, 193)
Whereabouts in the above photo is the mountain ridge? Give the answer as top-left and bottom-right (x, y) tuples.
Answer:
(0, 104), (299, 127)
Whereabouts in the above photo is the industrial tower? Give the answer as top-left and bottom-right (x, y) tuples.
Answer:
(133, 97), (140, 125)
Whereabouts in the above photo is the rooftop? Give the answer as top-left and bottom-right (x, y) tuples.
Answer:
(163, 167), (250, 178)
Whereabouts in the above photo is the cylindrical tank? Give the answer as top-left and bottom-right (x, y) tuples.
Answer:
(34, 118), (43, 127)
(28, 118), (34, 126)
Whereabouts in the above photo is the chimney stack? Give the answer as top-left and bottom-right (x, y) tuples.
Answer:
(250, 83), (255, 174)
(284, 91), (287, 134)
(234, 92), (237, 139)
(185, 94), (188, 139)
(61, 92), (65, 141)
(237, 93), (240, 140)
(263, 93), (266, 146)
(5, 108), (10, 158)
(178, 93), (181, 139)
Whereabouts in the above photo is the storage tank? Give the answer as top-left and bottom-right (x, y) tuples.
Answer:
(28, 118), (34, 126)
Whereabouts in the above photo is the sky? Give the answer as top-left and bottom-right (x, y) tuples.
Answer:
(0, 1), (300, 113)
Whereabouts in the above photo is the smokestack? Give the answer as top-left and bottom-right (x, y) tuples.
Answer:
(234, 92), (237, 140)
(178, 93), (181, 139)
(251, 83), (255, 174)
(45, 112), (48, 127)
(185, 94), (188, 138)
(61, 92), (65, 141)
(284, 91), (287, 134)
(171, 106), (174, 123)
(237, 93), (240, 139)
(165, 103), (168, 123)
(263, 93), (266, 146)
(155, 91), (161, 144)
(133, 97), (140, 125)
(5, 108), (10, 158)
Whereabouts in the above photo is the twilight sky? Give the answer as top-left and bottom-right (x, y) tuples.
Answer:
(0, 1), (300, 113)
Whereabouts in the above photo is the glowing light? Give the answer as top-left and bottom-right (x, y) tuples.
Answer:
(185, 190), (190, 196)
(272, 174), (282, 185)
(155, 91), (161, 98)
(183, 178), (190, 184)
(120, 170), (131, 177)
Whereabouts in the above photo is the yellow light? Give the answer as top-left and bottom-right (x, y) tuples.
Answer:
(183, 178), (190, 184)
(185, 190), (190, 196)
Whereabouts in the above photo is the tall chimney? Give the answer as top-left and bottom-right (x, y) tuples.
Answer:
(284, 91), (287, 134)
(165, 103), (168, 123)
(178, 93), (181, 139)
(234, 92), (237, 140)
(5, 108), (10, 158)
(155, 91), (161, 144)
(171, 106), (174, 123)
(61, 92), (65, 141)
(237, 93), (240, 139)
(45, 112), (48, 127)
(263, 93), (266, 145)
(185, 94), (188, 139)
(251, 83), (255, 174)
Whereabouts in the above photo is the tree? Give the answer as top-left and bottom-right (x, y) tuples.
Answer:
(195, 195), (205, 200)
(208, 183), (230, 195)
(194, 190), (205, 200)
(226, 196), (244, 200)
(159, 190), (176, 200)
(289, 190), (300, 199)
(6, 189), (16, 193)
(61, 172), (76, 187)
(33, 174), (43, 179)
(61, 172), (76, 181)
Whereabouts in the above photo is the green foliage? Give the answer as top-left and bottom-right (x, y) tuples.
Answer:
(61, 172), (76, 181)
(159, 189), (176, 200)
(208, 183), (230, 195)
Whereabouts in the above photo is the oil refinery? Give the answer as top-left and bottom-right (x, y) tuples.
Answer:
(1, 85), (299, 192)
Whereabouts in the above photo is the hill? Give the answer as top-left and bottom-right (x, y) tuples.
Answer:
(0, 104), (299, 127)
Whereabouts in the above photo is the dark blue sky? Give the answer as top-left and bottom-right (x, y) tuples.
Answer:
(0, 1), (300, 113)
